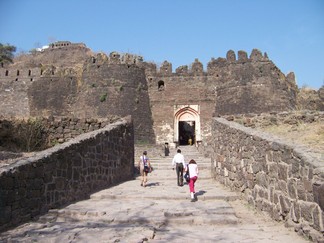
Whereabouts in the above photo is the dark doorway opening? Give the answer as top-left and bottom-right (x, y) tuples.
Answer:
(179, 121), (195, 145)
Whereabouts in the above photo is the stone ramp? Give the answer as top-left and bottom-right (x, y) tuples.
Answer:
(0, 146), (308, 242)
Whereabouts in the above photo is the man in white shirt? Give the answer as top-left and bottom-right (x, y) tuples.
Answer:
(172, 149), (186, 186)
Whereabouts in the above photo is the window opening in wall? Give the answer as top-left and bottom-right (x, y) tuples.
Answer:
(17, 70), (19, 76)
(158, 80), (165, 91)
(5, 70), (9, 76)
(28, 70), (31, 76)
(178, 121), (195, 146)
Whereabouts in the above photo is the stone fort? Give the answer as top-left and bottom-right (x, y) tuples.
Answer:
(1, 40), (314, 147)
(1, 41), (324, 241)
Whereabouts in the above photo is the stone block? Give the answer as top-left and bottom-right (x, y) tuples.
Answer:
(297, 180), (307, 201)
(276, 180), (288, 194)
(287, 178), (297, 199)
(269, 186), (275, 202)
(0, 206), (11, 224)
(55, 178), (66, 190)
(313, 183), (324, 211)
(292, 201), (301, 223)
(313, 205), (324, 232)
(238, 50), (248, 61)
(272, 151), (281, 163)
(300, 201), (316, 224)
(279, 194), (291, 217)
(256, 172), (268, 188)
(278, 163), (288, 181)
(266, 151), (273, 163)
(268, 162), (278, 179)
(306, 192), (314, 202)
(290, 161), (300, 177)
(226, 50), (236, 62)
(0, 176), (14, 190)
(246, 179), (255, 189)
(252, 163), (262, 174)
(261, 199), (273, 214)
(229, 171), (235, 181)
(272, 204), (282, 221)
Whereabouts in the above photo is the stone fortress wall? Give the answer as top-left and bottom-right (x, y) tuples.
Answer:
(142, 48), (300, 145)
(0, 46), (154, 143)
(0, 42), (324, 240)
(0, 42), (313, 145)
(0, 116), (134, 232)
(211, 116), (324, 241)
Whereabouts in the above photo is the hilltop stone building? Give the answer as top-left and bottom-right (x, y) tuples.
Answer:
(0, 41), (320, 147)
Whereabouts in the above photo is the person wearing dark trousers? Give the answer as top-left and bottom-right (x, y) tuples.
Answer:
(172, 149), (185, 186)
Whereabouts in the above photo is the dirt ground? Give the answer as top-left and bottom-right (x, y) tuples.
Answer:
(256, 121), (324, 154)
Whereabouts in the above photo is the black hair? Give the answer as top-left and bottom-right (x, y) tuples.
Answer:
(177, 149), (181, 153)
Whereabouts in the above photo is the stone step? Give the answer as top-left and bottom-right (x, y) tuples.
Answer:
(50, 198), (239, 226)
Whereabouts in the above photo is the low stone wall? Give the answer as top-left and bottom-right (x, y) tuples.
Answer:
(0, 116), (134, 232)
(211, 117), (324, 242)
(0, 115), (121, 152)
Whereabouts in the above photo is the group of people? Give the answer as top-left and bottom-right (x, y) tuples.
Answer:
(137, 148), (199, 202)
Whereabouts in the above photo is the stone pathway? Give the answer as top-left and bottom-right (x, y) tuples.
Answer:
(0, 146), (309, 242)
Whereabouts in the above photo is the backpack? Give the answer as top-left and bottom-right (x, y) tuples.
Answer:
(141, 155), (150, 173)
(184, 165), (190, 182)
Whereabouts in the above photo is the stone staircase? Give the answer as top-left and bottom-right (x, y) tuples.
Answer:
(0, 146), (308, 242)
(148, 145), (211, 173)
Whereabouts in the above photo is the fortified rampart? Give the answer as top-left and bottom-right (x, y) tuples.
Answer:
(1, 41), (322, 146)
(145, 49), (299, 145)
(211, 117), (324, 241)
(0, 116), (134, 232)
(0, 47), (154, 143)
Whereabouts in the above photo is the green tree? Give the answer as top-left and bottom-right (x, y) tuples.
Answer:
(0, 43), (16, 66)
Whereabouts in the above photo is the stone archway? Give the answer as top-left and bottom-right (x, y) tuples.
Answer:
(174, 105), (201, 146)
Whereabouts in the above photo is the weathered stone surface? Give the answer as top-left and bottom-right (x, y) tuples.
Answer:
(313, 205), (324, 232)
(313, 183), (324, 211)
(0, 117), (134, 232)
(226, 50), (236, 62)
(238, 50), (248, 61)
(211, 118), (324, 241)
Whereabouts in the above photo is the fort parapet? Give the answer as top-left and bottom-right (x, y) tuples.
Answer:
(0, 41), (320, 145)
(0, 116), (134, 232)
(211, 116), (324, 241)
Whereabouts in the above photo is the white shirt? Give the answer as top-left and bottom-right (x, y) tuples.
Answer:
(140, 155), (149, 166)
(188, 163), (198, 178)
(172, 153), (185, 167)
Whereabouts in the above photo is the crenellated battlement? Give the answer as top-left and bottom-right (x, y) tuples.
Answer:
(149, 48), (271, 76)
(0, 40), (306, 132)
(0, 46), (274, 80)
(48, 41), (86, 49)
(88, 51), (144, 66)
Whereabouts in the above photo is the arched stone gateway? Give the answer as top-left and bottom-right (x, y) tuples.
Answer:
(174, 105), (201, 146)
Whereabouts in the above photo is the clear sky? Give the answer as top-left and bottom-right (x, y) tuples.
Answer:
(1, 0), (323, 89)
